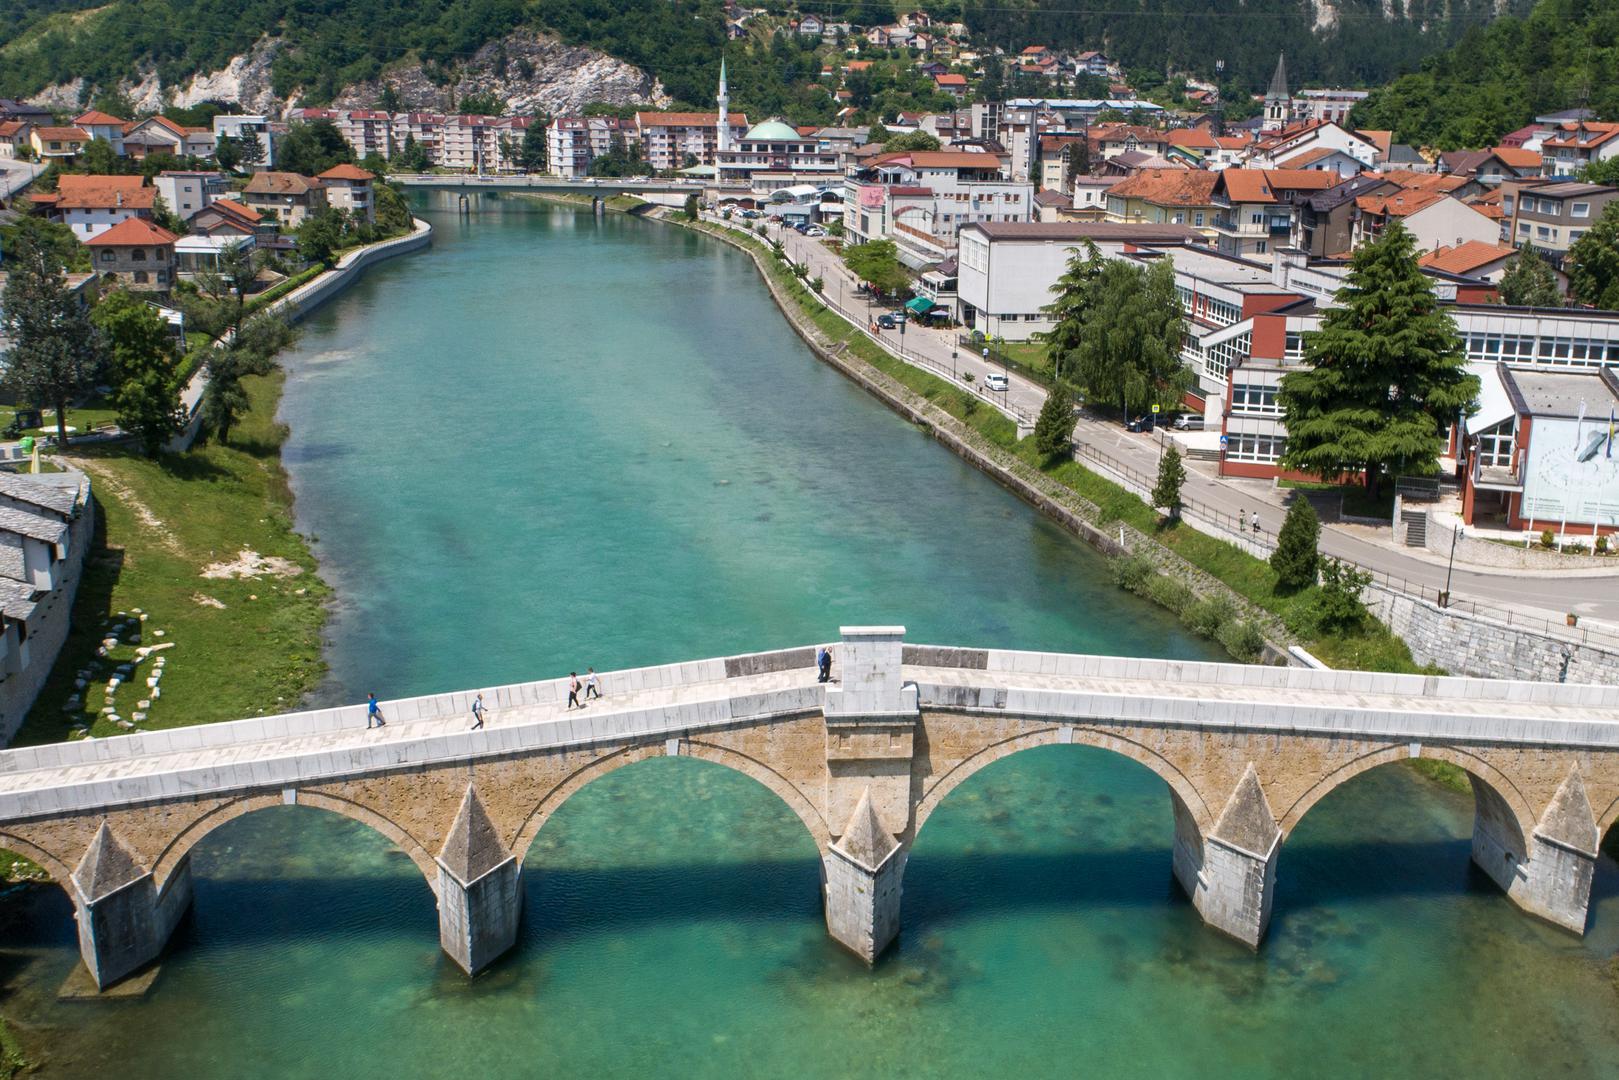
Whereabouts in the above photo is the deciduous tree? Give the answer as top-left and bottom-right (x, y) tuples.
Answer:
(1071, 257), (1189, 418)
(91, 290), (184, 456)
(1568, 202), (1619, 310)
(841, 239), (908, 295)
(1279, 222), (1477, 496)
(201, 312), (297, 445)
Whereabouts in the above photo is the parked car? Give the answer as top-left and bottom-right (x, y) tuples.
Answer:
(1172, 413), (1206, 431)
(985, 373), (1010, 392)
(876, 314), (899, 330)
(805, 226), (827, 237)
(1126, 414), (1155, 433)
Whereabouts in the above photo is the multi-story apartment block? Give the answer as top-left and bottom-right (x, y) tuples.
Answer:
(1500, 179), (1619, 267)
(546, 116), (638, 178)
(1294, 89), (1369, 125)
(844, 149), (1033, 269)
(716, 120), (840, 189)
(634, 112), (749, 171)
(1210, 169), (1338, 257)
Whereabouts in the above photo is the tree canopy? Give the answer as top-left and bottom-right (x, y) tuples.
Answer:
(90, 290), (185, 456)
(1067, 256), (1189, 418)
(842, 239), (909, 295)
(1278, 222), (1478, 493)
(1497, 247), (1562, 307)
(1567, 202), (1619, 310)
(0, 236), (101, 449)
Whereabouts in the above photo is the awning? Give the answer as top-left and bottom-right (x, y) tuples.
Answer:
(905, 297), (935, 315)
(1466, 369), (1515, 435)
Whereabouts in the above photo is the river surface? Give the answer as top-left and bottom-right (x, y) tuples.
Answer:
(4, 194), (1619, 1077)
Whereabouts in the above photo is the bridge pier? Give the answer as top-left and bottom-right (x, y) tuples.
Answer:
(436, 787), (523, 975)
(1505, 766), (1599, 933)
(1173, 765), (1280, 948)
(821, 626), (918, 963)
(71, 823), (193, 988)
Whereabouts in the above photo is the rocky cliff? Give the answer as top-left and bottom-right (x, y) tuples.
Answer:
(333, 32), (668, 116)
(26, 30), (663, 118)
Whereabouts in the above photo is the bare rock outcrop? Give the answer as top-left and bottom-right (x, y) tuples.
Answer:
(332, 31), (667, 116)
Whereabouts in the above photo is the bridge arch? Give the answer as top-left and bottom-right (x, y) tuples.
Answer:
(1277, 744), (1537, 849)
(151, 792), (440, 892)
(910, 724), (1216, 843)
(511, 740), (827, 863)
(0, 831), (74, 887)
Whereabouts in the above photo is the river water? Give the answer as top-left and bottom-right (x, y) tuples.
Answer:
(3, 195), (1619, 1077)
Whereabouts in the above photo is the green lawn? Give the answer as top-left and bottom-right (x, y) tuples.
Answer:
(15, 369), (331, 746)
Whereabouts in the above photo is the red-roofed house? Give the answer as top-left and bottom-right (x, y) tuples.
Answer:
(1418, 240), (1521, 283)
(1210, 168), (1338, 256)
(0, 120), (30, 159)
(1352, 190), (1499, 252)
(1539, 122), (1619, 177)
(33, 175), (155, 241)
(242, 171), (329, 228)
(317, 164), (375, 223)
(933, 73), (968, 98)
(123, 115), (215, 159)
(73, 110), (128, 154)
(1104, 169), (1220, 235)
(29, 126), (88, 161)
(86, 218), (178, 291)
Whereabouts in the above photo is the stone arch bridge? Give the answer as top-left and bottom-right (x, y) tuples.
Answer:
(2, 627), (1618, 989)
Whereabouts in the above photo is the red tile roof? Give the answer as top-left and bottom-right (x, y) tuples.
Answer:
(1108, 168), (1219, 207)
(634, 111), (748, 128)
(87, 217), (178, 246)
(73, 110), (128, 126)
(1418, 240), (1517, 275)
(244, 171), (324, 196)
(1217, 168), (1338, 203)
(50, 174), (155, 210)
(33, 126), (87, 142)
(317, 163), (374, 181)
(1491, 145), (1542, 169)
(208, 199), (262, 223)
(1355, 188), (1447, 217)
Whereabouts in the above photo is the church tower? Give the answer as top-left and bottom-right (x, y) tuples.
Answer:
(1263, 53), (1290, 132)
(717, 56), (731, 153)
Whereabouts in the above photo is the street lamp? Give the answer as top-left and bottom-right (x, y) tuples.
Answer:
(898, 315), (906, 358)
(1441, 524), (1462, 608)
(951, 347), (958, 380)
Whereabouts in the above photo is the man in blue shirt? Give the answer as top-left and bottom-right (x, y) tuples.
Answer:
(367, 693), (386, 728)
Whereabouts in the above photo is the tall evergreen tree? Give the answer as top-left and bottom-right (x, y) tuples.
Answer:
(1151, 445), (1186, 520)
(0, 237), (101, 449)
(1041, 240), (1105, 385)
(1278, 222), (1478, 495)
(1270, 497), (1321, 591)
(1568, 202), (1619, 310)
(1497, 247), (1562, 307)
(1032, 383), (1074, 458)
(519, 116), (549, 173)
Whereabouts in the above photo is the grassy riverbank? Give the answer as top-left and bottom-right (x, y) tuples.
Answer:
(689, 219), (1432, 676)
(14, 370), (330, 748)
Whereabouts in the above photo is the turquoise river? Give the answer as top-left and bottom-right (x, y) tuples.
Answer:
(4, 193), (1619, 1077)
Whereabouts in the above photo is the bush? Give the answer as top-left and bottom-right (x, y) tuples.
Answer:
(1271, 498), (1320, 591)
(1540, 529), (1556, 549)
(1217, 618), (1266, 661)
(1145, 574), (1195, 615)
(1315, 558), (1371, 631)
(1111, 553), (1155, 593)
(810, 276), (823, 293)
(1599, 535), (1610, 554)
(1183, 594), (1236, 637)
(1565, 541), (1588, 554)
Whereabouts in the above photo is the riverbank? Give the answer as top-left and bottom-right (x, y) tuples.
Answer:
(669, 214), (1428, 675)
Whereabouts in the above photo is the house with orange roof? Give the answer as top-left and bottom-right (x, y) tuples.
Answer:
(1437, 147), (1542, 186)
(1418, 240), (1521, 284)
(1210, 168), (1338, 256)
(30, 174), (155, 240)
(1276, 144), (1363, 179)
(1539, 121), (1619, 177)
(72, 110), (128, 154)
(242, 171), (329, 229)
(28, 126), (88, 161)
(317, 164), (376, 223)
(1248, 119), (1380, 171)
(122, 115), (215, 159)
(86, 218), (178, 292)
(0, 120), (30, 159)
(933, 73), (968, 98)
(1351, 189), (1498, 252)
(1104, 169), (1220, 235)
(187, 198), (266, 240)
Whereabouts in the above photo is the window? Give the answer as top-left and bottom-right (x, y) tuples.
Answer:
(1231, 383), (1282, 414)
(1571, 230), (1586, 242)
(1519, 222), (1531, 234)
(1193, 212), (1204, 227)
(1227, 433), (1287, 463)
(1256, 240), (1268, 254)
(1250, 212), (1264, 225)
(1572, 202), (1591, 218)
(1537, 226), (1551, 240)
(1476, 429), (1515, 468)
(100, 250), (114, 263)
(131, 248), (147, 261)
(132, 271), (148, 283)
(1503, 196), (1514, 213)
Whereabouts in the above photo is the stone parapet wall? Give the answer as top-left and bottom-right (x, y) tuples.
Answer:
(1364, 582), (1619, 685)
(275, 217), (433, 323)
(1423, 517), (1618, 571)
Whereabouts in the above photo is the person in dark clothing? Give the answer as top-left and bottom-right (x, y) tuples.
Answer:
(568, 672), (583, 710)
(817, 647), (832, 683)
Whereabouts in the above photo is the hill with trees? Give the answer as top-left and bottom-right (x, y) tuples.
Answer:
(1351, 0), (1618, 149)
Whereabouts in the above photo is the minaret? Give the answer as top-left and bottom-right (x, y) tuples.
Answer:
(1264, 53), (1290, 132)
(716, 56), (731, 153)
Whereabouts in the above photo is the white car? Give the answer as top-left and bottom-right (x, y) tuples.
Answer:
(985, 373), (1010, 392)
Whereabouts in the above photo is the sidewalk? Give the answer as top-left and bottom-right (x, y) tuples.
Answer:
(751, 217), (1619, 626)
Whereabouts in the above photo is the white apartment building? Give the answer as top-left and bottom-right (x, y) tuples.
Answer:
(546, 116), (637, 178)
(213, 115), (276, 167)
(844, 150), (1033, 269)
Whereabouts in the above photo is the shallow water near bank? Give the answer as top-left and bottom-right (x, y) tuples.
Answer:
(3, 195), (1619, 1077)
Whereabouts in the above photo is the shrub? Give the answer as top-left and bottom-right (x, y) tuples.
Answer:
(1540, 529), (1556, 549)
(1145, 574), (1196, 615)
(1599, 535), (1610, 554)
(1271, 498), (1321, 591)
(1111, 553), (1155, 593)
(1217, 619), (1266, 661)
(1565, 541), (1588, 555)
(1316, 558), (1371, 631)
(1184, 594), (1236, 637)
(810, 276), (823, 293)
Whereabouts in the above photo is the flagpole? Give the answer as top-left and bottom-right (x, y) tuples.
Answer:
(1599, 405), (1616, 556)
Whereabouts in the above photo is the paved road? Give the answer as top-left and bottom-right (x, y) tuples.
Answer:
(0, 159), (43, 201)
(759, 218), (1619, 629)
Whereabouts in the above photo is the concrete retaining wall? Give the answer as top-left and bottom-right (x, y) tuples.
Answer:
(275, 217), (433, 324)
(1423, 517), (1617, 571)
(1364, 582), (1619, 685)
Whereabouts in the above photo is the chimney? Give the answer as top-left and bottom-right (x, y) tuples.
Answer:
(115, 190), (122, 208)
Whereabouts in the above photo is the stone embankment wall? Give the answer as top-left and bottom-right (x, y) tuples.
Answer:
(275, 217), (433, 322)
(1364, 582), (1619, 685)
(1418, 516), (1616, 571)
(684, 220), (1293, 657)
(0, 478), (95, 743)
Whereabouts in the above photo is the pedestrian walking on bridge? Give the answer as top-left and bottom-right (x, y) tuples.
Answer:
(367, 693), (386, 729)
(567, 673), (583, 710)
(471, 692), (486, 730)
(585, 668), (601, 700)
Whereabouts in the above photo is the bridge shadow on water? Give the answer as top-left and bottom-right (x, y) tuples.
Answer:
(85, 836), (1505, 951)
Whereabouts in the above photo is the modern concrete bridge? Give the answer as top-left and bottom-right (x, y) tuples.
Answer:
(3, 627), (1619, 988)
(391, 174), (747, 197)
